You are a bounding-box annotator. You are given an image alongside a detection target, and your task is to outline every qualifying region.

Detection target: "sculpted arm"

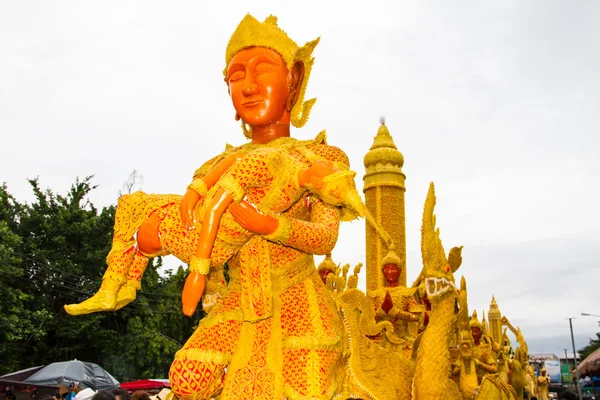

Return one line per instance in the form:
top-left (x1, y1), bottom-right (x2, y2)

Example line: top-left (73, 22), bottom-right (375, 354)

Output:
top-left (229, 145), bottom-right (348, 253)
top-left (180, 152), bottom-right (242, 229)
top-left (475, 356), bottom-right (498, 373)
top-left (263, 197), bottom-right (341, 254)
top-left (261, 145), bottom-right (349, 254)
top-left (393, 309), bottom-right (420, 322)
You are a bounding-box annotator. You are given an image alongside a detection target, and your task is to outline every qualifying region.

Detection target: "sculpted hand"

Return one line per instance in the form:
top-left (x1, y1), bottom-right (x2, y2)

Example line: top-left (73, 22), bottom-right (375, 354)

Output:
top-left (181, 271), bottom-right (206, 316)
top-left (180, 188), bottom-right (201, 230)
top-left (228, 200), bottom-right (278, 235)
top-left (298, 160), bottom-right (337, 189)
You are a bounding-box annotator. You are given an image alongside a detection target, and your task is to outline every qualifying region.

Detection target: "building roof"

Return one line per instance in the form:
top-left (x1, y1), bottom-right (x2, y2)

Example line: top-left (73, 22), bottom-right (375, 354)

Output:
top-left (530, 353), bottom-right (560, 361)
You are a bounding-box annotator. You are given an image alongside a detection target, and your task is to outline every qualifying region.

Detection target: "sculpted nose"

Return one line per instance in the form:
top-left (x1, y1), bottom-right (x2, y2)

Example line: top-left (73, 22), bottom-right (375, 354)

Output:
top-left (242, 72), bottom-right (259, 96)
top-left (242, 83), bottom-right (259, 96)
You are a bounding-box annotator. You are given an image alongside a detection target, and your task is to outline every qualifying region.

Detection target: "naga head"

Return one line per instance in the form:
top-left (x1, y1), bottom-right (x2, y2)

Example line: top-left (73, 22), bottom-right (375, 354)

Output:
top-left (301, 158), bottom-right (366, 221)
top-left (420, 182), bottom-right (463, 303)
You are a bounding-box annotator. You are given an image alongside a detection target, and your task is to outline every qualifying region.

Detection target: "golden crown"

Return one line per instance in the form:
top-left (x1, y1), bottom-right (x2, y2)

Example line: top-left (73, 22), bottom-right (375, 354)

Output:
top-left (318, 254), bottom-right (337, 272)
top-left (382, 249), bottom-right (403, 266)
top-left (469, 310), bottom-right (482, 329)
top-left (225, 14), bottom-right (320, 128)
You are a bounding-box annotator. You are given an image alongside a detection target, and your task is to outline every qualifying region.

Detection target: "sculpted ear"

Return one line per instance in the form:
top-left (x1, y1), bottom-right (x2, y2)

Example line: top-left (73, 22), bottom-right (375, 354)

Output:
top-left (286, 60), bottom-right (305, 112)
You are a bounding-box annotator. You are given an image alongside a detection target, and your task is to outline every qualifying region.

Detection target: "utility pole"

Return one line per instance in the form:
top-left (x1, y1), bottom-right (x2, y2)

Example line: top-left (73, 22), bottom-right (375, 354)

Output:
top-left (567, 317), bottom-right (583, 400)
top-left (564, 349), bottom-right (569, 385)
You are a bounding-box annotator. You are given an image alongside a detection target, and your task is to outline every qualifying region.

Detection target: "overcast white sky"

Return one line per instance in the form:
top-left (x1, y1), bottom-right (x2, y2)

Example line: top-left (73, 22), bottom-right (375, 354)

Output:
top-left (1, 1), bottom-right (599, 359)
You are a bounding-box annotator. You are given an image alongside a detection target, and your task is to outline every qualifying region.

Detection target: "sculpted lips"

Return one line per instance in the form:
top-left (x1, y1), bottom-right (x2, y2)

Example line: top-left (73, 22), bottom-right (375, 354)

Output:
top-left (242, 99), bottom-right (264, 106)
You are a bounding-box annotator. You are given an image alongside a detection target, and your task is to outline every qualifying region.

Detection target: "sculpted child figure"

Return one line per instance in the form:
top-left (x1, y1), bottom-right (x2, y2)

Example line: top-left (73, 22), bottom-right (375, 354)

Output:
top-left (64, 144), bottom-right (363, 316)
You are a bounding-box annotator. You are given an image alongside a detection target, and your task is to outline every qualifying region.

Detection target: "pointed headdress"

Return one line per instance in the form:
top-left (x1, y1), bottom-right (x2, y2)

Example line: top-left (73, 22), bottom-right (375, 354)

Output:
top-left (470, 309), bottom-right (483, 329)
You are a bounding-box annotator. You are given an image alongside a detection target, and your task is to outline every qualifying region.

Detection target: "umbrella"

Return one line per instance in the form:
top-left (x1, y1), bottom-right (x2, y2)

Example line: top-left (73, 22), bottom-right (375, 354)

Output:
top-left (578, 347), bottom-right (600, 377)
top-left (119, 380), bottom-right (170, 391)
top-left (0, 365), bottom-right (45, 382)
top-left (24, 360), bottom-right (119, 390)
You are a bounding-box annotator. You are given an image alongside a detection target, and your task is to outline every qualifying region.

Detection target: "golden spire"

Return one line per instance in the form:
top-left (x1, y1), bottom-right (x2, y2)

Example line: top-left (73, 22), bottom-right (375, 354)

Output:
top-left (363, 118), bottom-right (405, 179)
top-left (489, 295), bottom-right (500, 314)
top-left (488, 295), bottom-right (503, 344)
top-left (363, 119), bottom-right (408, 290)
top-left (482, 310), bottom-right (490, 334)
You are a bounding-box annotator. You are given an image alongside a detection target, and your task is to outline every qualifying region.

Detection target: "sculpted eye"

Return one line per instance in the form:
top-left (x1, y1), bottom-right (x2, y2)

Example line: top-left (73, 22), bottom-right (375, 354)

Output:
top-left (229, 71), bottom-right (245, 82)
top-left (255, 62), bottom-right (274, 74)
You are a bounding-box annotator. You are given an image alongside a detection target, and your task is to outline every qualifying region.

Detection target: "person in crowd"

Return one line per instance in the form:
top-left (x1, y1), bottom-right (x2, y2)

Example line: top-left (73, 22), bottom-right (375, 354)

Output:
top-left (40, 393), bottom-right (62, 400)
top-left (90, 391), bottom-right (115, 400)
top-left (110, 388), bottom-right (129, 400)
top-left (73, 389), bottom-right (95, 400)
top-left (129, 391), bottom-right (150, 400)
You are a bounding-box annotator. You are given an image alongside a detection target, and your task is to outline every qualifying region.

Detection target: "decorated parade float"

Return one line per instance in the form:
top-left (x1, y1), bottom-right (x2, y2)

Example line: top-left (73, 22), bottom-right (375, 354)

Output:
top-left (64, 14), bottom-right (540, 400)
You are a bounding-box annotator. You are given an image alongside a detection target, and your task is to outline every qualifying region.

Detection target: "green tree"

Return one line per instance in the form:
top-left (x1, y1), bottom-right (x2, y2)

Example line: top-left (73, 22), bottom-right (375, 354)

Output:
top-left (0, 220), bottom-right (51, 373)
top-left (0, 177), bottom-right (201, 379)
top-left (579, 332), bottom-right (600, 362)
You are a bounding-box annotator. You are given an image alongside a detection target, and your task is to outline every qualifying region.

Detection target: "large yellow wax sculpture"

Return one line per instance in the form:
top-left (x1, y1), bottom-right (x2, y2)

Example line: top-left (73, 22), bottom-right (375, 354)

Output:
top-left (63, 13), bottom-right (535, 400)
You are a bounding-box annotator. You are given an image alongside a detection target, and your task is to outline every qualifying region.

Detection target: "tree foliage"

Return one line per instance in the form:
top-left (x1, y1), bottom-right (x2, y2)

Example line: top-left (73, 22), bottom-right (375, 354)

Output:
top-left (579, 332), bottom-right (600, 362)
top-left (0, 178), bottom-right (202, 381)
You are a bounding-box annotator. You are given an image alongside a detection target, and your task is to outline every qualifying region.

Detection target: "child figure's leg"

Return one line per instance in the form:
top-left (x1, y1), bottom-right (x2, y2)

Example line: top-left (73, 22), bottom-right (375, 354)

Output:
top-left (65, 193), bottom-right (149, 315)
top-left (115, 205), bottom-right (173, 310)
top-left (115, 250), bottom-right (149, 310)
top-left (65, 194), bottom-right (168, 316)
top-left (64, 237), bottom-right (136, 315)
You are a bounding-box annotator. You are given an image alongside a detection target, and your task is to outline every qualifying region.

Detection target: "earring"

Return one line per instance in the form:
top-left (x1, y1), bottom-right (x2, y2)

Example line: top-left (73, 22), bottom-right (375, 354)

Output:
top-left (235, 113), bottom-right (241, 121)
top-left (241, 120), bottom-right (252, 139)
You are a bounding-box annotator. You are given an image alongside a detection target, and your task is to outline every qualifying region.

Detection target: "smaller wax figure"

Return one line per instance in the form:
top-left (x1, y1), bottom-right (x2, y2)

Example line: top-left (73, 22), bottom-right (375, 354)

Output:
top-left (375, 250), bottom-right (423, 336)
top-left (367, 249), bottom-right (423, 360)
top-left (470, 311), bottom-right (498, 384)
top-left (536, 367), bottom-right (550, 400)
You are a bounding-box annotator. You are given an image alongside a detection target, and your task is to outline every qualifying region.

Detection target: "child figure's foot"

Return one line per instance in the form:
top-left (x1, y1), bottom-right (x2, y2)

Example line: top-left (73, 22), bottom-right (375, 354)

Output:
top-left (64, 280), bottom-right (121, 315)
top-left (115, 283), bottom-right (137, 311)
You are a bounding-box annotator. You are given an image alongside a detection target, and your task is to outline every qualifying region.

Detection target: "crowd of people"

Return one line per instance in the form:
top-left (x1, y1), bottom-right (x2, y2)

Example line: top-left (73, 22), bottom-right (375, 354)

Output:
top-left (36, 386), bottom-right (169, 400)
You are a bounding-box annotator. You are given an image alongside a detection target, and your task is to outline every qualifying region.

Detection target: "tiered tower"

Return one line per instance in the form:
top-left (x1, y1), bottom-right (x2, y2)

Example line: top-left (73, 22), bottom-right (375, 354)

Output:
top-left (363, 121), bottom-right (407, 291)
top-left (488, 296), bottom-right (503, 344)
top-left (482, 311), bottom-right (490, 335)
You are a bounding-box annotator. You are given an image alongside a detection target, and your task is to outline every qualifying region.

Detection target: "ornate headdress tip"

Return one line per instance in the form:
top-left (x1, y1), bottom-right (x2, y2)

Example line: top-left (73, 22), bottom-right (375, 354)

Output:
top-left (264, 15), bottom-right (278, 25)
top-left (379, 116), bottom-right (386, 125)
top-left (469, 318), bottom-right (482, 329)
top-left (317, 254), bottom-right (337, 272)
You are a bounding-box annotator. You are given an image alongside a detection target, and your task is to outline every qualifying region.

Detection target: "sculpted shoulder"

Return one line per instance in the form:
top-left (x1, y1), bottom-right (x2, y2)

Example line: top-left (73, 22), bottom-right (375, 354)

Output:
top-left (308, 143), bottom-right (350, 167)
top-left (192, 145), bottom-right (243, 179)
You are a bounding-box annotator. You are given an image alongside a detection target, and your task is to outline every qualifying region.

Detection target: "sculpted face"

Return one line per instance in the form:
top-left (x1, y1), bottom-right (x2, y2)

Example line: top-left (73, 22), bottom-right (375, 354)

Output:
top-left (471, 327), bottom-right (482, 343)
top-left (226, 47), bottom-right (290, 127)
top-left (383, 263), bottom-right (401, 284)
top-left (319, 268), bottom-right (333, 285)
